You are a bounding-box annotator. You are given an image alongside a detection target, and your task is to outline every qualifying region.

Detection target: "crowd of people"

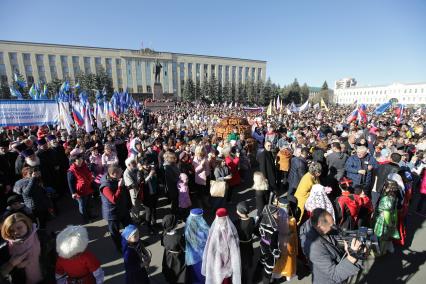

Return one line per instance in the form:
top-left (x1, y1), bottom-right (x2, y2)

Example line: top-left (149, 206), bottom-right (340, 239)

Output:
top-left (0, 101), bottom-right (425, 284)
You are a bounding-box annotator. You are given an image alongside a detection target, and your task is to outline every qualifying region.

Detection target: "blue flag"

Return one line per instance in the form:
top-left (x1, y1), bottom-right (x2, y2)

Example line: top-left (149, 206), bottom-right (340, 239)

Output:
top-left (14, 72), bottom-right (26, 88)
top-left (374, 101), bottom-right (392, 115)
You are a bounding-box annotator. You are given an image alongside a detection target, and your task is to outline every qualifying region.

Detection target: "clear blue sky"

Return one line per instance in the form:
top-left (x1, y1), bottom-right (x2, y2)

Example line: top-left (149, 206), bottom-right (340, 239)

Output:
top-left (1, 0), bottom-right (425, 87)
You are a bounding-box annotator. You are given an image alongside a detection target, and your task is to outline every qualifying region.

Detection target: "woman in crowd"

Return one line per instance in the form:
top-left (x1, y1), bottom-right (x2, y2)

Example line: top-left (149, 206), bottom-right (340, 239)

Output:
top-left (139, 160), bottom-right (158, 230)
top-left (192, 146), bottom-right (210, 208)
top-left (163, 151), bottom-right (181, 215)
top-left (13, 166), bottom-right (52, 229)
top-left (123, 157), bottom-right (143, 224)
top-left (161, 214), bottom-right (186, 284)
top-left (101, 144), bottom-right (118, 173)
top-left (0, 213), bottom-right (55, 283)
top-left (212, 157), bottom-right (232, 211)
top-left (251, 171), bottom-right (270, 222)
top-left (223, 147), bottom-right (241, 203)
top-left (374, 180), bottom-right (401, 255)
top-left (185, 208), bottom-right (209, 284)
top-left (294, 162), bottom-right (322, 224)
top-left (202, 208), bottom-right (241, 284)
top-left (304, 184), bottom-right (335, 221)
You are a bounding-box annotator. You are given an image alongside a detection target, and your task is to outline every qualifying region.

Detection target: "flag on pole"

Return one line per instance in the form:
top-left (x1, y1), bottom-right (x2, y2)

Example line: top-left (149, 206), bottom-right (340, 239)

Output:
top-left (59, 102), bottom-right (74, 134)
top-left (320, 98), bottom-right (329, 112)
top-left (266, 100), bottom-right (272, 116)
top-left (374, 101), bottom-right (392, 115)
top-left (346, 107), bottom-right (359, 124)
top-left (394, 104), bottom-right (405, 125)
top-left (9, 86), bottom-right (23, 99)
top-left (84, 106), bottom-right (94, 133)
top-left (357, 104), bottom-right (368, 124)
top-left (14, 73), bottom-right (26, 88)
top-left (96, 104), bottom-right (103, 129)
top-left (72, 103), bottom-right (85, 127)
top-left (276, 96), bottom-right (280, 111)
top-left (29, 84), bottom-right (38, 100)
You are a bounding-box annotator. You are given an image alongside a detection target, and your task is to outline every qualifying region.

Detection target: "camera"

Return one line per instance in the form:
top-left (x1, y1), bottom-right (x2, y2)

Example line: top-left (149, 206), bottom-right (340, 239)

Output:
top-left (333, 226), bottom-right (380, 260)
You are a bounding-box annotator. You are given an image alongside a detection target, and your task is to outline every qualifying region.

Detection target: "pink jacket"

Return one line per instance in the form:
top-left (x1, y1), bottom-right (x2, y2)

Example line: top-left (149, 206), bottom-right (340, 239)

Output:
top-left (192, 157), bottom-right (210, 186)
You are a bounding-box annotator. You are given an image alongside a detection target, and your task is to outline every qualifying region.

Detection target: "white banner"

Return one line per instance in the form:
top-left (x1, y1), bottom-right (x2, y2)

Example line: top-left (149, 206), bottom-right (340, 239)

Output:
top-left (0, 100), bottom-right (59, 127)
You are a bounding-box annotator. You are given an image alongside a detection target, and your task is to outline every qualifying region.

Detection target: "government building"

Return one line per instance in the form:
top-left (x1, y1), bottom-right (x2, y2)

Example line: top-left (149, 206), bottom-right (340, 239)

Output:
top-left (0, 40), bottom-right (267, 98)
top-left (333, 78), bottom-right (426, 105)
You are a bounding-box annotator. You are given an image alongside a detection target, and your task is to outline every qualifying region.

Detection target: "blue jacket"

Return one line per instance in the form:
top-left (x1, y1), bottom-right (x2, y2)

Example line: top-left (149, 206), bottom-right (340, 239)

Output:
top-left (122, 238), bottom-right (150, 284)
top-left (99, 175), bottom-right (130, 221)
top-left (344, 154), bottom-right (377, 187)
top-left (288, 156), bottom-right (308, 190)
top-left (13, 177), bottom-right (51, 211)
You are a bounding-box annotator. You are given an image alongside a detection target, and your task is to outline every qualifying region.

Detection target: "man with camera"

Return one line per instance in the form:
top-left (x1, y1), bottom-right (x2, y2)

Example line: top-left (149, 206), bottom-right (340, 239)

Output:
top-left (300, 208), bottom-right (363, 284)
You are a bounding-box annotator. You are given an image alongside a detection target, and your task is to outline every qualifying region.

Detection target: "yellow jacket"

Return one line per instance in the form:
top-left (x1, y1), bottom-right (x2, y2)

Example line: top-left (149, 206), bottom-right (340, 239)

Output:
top-left (294, 172), bottom-right (318, 224)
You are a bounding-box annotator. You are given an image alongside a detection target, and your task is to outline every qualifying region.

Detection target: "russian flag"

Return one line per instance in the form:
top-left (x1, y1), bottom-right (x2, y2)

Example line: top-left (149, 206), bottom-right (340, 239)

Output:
top-left (357, 104), bottom-right (368, 124)
top-left (346, 108), bottom-right (358, 124)
top-left (108, 102), bottom-right (119, 121)
top-left (395, 104), bottom-right (404, 125)
top-left (72, 104), bottom-right (85, 127)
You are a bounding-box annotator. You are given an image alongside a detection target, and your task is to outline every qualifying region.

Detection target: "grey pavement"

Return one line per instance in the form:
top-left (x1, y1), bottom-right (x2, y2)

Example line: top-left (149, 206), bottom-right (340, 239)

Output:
top-left (47, 185), bottom-right (426, 284)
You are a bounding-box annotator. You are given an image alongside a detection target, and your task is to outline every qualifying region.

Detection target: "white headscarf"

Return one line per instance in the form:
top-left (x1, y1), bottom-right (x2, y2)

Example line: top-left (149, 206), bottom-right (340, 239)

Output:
top-left (305, 184), bottom-right (336, 221)
top-left (201, 215), bottom-right (241, 284)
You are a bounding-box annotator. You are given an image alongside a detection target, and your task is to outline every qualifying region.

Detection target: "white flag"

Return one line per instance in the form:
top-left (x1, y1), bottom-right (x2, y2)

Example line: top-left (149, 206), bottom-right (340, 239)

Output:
top-left (59, 102), bottom-right (74, 134)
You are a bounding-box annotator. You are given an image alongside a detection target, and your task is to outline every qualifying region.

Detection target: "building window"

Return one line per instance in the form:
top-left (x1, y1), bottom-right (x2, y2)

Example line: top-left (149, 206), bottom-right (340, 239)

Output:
top-left (136, 60), bottom-right (143, 88)
top-left (238, 67), bottom-right (243, 83)
top-left (145, 61), bottom-right (151, 87)
top-left (163, 62), bottom-right (169, 93)
top-left (245, 67), bottom-right (249, 82)
top-left (409, 89), bottom-right (412, 93)
top-left (95, 57), bottom-right (102, 73)
top-left (23, 53), bottom-right (31, 62)
top-left (126, 60), bottom-right (133, 87)
top-left (172, 62), bottom-right (177, 93)
top-left (257, 68), bottom-right (262, 81)
top-left (251, 67), bottom-right (255, 80)
top-left (188, 63), bottom-right (193, 80)
top-left (225, 66), bottom-right (230, 82)
top-left (25, 65), bottom-right (33, 73)
top-left (218, 65), bottom-right (222, 82)
top-left (203, 64), bottom-right (208, 79)
top-left (137, 86), bottom-right (143, 93)
top-left (211, 64), bottom-right (215, 78)
top-left (196, 64), bottom-right (200, 82)
top-left (180, 62), bottom-right (185, 93)
top-left (84, 57), bottom-right (91, 74)
top-left (232, 66), bottom-right (236, 83)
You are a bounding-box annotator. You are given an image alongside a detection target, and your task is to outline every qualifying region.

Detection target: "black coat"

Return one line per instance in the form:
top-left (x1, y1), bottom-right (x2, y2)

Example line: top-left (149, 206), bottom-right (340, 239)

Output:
top-left (257, 150), bottom-right (277, 191)
top-left (288, 156), bottom-right (308, 191)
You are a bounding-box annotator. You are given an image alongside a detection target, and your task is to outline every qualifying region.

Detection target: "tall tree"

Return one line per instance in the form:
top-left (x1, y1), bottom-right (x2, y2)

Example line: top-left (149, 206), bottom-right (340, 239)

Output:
top-left (182, 78), bottom-right (195, 101)
top-left (319, 80), bottom-right (330, 104)
top-left (321, 81), bottom-right (328, 90)
top-left (201, 79), bottom-right (210, 102)
top-left (222, 80), bottom-right (232, 102)
top-left (256, 80), bottom-right (265, 105)
top-left (46, 78), bottom-right (63, 99)
top-left (209, 74), bottom-right (220, 103)
top-left (287, 78), bottom-right (301, 104)
top-left (246, 79), bottom-right (256, 105)
top-left (263, 78), bottom-right (272, 105)
top-left (195, 80), bottom-right (201, 101)
top-left (300, 83), bottom-right (310, 102)
top-left (0, 82), bottom-right (10, 99)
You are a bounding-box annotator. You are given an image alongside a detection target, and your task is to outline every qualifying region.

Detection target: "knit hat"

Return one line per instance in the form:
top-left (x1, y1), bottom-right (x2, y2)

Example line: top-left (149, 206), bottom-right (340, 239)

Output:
top-left (190, 208), bottom-right (203, 216)
top-left (7, 194), bottom-right (23, 206)
top-left (121, 224), bottom-right (138, 241)
top-left (216, 207), bottom-right (228, 217)
top-left (22, 149), bottom-right (35, 158)
top-left (236, 201), bottom-right (249, 215)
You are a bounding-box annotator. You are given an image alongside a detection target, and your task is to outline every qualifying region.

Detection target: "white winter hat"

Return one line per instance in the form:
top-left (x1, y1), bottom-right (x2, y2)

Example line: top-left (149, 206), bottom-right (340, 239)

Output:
top-left (56, 225), bottom-right (89, 259)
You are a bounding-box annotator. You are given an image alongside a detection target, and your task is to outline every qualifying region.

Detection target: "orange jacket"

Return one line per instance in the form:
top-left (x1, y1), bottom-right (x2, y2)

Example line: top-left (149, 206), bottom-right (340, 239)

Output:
top-left (277, 149), bottom-right (292, 172)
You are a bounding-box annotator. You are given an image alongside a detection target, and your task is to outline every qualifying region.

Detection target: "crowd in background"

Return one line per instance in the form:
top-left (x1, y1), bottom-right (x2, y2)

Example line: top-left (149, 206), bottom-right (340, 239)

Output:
top-left (0, 101), bottom-right (425, 284)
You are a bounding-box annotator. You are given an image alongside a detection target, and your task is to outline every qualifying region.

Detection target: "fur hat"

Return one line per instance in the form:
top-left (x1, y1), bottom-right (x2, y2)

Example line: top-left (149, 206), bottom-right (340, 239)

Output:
top-left (56, 226), bottom-right (89, 259)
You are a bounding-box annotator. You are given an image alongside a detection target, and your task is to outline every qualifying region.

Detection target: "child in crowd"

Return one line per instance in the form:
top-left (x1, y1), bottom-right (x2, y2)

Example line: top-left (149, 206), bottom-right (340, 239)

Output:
top-left (177, 173), bottom-right (192, 221)
top-left (121, 224), bottom-right (151, 284)
top-left (1, 194), bottom-right (34, 221)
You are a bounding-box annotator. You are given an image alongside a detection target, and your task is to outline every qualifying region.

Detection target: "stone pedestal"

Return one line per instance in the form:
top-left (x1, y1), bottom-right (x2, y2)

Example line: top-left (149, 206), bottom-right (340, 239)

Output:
top-left (153, 83), bottom-right (163, 100)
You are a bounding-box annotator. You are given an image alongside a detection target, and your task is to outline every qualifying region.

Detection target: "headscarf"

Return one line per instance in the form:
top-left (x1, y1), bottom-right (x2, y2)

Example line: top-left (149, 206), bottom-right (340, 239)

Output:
top-left (260, 205), bottom-right (280, 229)
top-left (162, 214), bottom-right (177, 235)
top-left (202, 208), bottom-right (241, 284)
top-left (185, 208), bottom-right (210, 266)
top-left (305, 184), bottom-right (336, 221)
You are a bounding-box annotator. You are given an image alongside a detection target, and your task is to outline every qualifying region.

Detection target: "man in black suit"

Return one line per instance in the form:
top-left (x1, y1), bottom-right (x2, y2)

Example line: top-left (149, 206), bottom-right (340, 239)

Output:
top-left (257, 141), bottom-right (277, 198)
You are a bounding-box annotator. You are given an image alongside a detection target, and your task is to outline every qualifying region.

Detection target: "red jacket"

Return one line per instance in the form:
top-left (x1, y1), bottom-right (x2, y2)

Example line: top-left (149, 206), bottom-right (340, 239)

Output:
top-left (225, 156), bottom-right (240, 187)
top-left (68, 162), bottom-right (94, 196)
top-left (337, 191), bottom-right (360, 222)
top-left (56, 250), bottom-right (101, 284)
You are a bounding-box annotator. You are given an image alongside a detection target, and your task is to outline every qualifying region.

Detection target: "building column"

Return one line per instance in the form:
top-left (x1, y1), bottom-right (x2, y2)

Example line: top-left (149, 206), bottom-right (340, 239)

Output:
top-left (90, 57), bottom-right (96, 74)
top-left (207, 64), bottom-right (212, 81)
top-left (79, 57), bottom-right (85, 75)
top-left (183, 61), bottom-right (188, 84)
top-left (17, 53), bottom-right (26, 78)
top-left (168, 62), bottom-right (173, 94)
top-left (55, 55), bottom-right (64, 80)
top-left (242, 66), bottom-right (246, 84)
top-left (131, 59), bottom-right (137, 93)
top-left (43, 55), bottom-right (52, 82)
top-left (4, 55), bottom-right (13, 84)
top-left (191, 63), bottom-right (196, 82)
top-left (30, 53), bottom-right (39, 83)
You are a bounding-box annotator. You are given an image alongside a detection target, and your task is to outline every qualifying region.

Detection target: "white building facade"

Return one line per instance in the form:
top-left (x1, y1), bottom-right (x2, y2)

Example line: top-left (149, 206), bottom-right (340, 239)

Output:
top-left (0, 40), bottom-right (266, 98)
top-left (334, 82), bottom-right (426, 105)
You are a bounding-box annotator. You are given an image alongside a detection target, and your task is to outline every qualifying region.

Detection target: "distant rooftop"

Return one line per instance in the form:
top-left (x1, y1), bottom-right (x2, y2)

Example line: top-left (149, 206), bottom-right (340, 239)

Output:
top-left (0, 40), bottom-right (267, 63)
top-left (336, 81), bottom-right (426, 89)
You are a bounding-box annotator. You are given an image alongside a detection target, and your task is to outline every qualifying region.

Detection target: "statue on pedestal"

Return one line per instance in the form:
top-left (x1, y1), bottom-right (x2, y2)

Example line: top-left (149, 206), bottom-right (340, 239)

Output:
top-left (154, 59), bottom-right (162, 83)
